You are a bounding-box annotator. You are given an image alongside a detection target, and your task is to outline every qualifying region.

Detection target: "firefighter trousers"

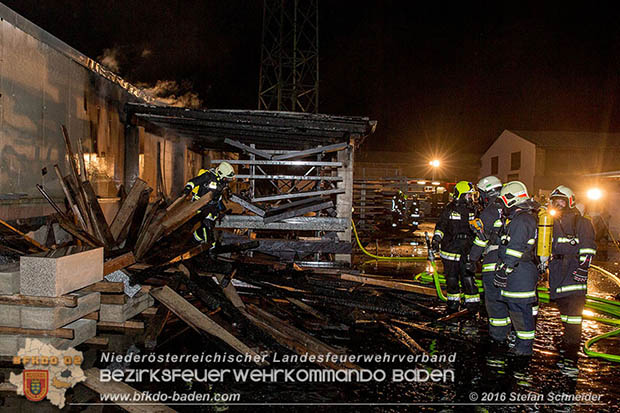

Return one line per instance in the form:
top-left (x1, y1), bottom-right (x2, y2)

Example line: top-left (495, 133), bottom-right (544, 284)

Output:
top-left (507, 301), bottom-right (535, 355)
top-left (482, 273), bottom-right (511, 342)
top-left (556, 295), bottom-right (586, 346)
top-left (442, 259), bottom-right (480, 312)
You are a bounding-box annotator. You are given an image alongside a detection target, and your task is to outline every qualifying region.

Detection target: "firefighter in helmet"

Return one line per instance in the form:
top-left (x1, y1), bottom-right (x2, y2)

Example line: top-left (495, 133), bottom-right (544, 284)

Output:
top-left (183, 161), bottom-right (235, 248)
top-left (494, 181), bottom-right (539, 356)
top-left (467, 176), bottom-right (510, 343)
top-left (548, 185), bottom-right (596, 351)
top-left (432, 181), bottom-right (480, 314)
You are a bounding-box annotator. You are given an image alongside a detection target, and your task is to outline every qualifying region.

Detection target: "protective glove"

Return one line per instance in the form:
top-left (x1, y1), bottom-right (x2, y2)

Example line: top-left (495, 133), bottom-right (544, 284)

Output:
top-left (493, 264), bottom-right (508, 289)
top-left (431, 236), bottom-right (441, 253)
top-left (573, 255), bottom-right (592, 283)
top-left (464, 259), bottom-right (477, 273)
top-left (183, 186), bottom-right (191, 196)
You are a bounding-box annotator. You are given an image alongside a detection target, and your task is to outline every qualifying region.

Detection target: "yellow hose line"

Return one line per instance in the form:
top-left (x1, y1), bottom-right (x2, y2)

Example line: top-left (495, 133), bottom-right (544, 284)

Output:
top-left (351, 219), bottom-right (426, 261)
top-left (590, 264), bottom-right (620, 289)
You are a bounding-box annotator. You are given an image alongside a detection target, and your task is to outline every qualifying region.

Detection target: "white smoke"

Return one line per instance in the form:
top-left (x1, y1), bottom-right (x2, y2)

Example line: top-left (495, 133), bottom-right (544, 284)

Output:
top-left (98, 47), bottom-right (121, 73)
top-left (137, 80), bottom-right (203, 109)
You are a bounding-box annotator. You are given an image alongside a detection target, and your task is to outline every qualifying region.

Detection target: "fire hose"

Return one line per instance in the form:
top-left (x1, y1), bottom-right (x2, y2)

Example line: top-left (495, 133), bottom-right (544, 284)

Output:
top-left (351, 219), bottom-right (426, 261)
top-left (414, 266), bottom-right (620, 362)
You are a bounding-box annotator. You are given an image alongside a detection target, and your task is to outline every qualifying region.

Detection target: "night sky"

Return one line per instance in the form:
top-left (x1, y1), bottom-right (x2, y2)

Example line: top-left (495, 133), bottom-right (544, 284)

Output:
top-left (4, 1), bottom-right (620, 166)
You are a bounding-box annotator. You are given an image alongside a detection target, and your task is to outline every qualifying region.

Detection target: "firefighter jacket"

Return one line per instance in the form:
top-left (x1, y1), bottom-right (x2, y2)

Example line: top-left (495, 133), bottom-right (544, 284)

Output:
top-left (549, 209), bottom-right (596, 299)
top-left (497, 207), bottom-right (538, 303)
top-left (184, 169), bottom-right (226, 219)
top-left (469, 198), bottom-right (503, 277)
top-left (433, 200), bottom-right (476, 262)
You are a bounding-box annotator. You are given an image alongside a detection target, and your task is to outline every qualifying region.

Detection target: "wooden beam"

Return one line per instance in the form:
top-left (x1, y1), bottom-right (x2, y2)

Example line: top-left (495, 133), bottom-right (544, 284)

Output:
top-left (0, 326), bottom-right (73, 339)
top-left (81, 181), bottom-right (116, 247)
top-left (82, 368), bottom-right (177, 413)
top-left (150, 286), bottom-right (267, 365)
top-left (229, 194), bottom-right (265, 217)
top-left (340, 273), bottom-right (437, 297)
top-left (0, 218), bottom-right (47, 251)
top-left (0, 294), bottom-right (77, 307)
top-left (100, 294), bottom-right (127, 305)
top-left (57, 215), bottom-right (103, 248)
top-left (80, 281), bottom-right (124, 293)
top-left (263, 201), bottom-right (333, 224)
top-left (104, 252), bottom-right (136, 276)
top-left (54, 164), bottom-right (88, 231)
top-left (110, 179), bottom-right (149, 241)
top-left (97, 320), bottom-right (145, 331)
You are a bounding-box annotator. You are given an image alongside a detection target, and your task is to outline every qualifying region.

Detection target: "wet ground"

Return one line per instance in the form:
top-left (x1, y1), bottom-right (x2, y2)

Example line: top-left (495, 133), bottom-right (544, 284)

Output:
top-left (3, 223), bottom-right (620, 412)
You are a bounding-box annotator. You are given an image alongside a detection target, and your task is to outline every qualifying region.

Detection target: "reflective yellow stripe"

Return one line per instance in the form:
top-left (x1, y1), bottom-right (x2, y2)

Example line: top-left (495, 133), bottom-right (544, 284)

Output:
top-left (464, 294), bottom-right (480, 303)
top-left (557, 237), bottom-right (579, 243)
top-left (489, 317), bottom-right (511, 326)
top-left (493, 219), bottom-right (502, 228)
top-left (434, 230), bottom-right (444, 239)
top-left (579, 248), bottom-right (596, 255)
top-left (447, 293), bottom-right (461, 301)
top-left (516, 330), bottom-right (535, 340)
top-left (208, 182), bottom-right (218, 189)
top-left (561, 315), bottom-right (582, 324)
top-left (440, 251), bottom-right (461, 261)
top-left (527, 238), bottom-right (535, 245)
top-left (186, 182), bottom-right (195, 189)
top-left (501, 290), bottom-right (536, 298)
top-left (449, 212), bottom-right (461, 220)
top-left (532, 305), bottom-right (539, 316)
top-left (556, 284), bottom-right (587, 293)
top-left (482, 263), bottom-right (496, 272)
top-left (505, 248), bottom-right (523, 258)
top-left (473, 237), bottom-right (488, 247)
top-left (193, 230), bottom-right (203, 242)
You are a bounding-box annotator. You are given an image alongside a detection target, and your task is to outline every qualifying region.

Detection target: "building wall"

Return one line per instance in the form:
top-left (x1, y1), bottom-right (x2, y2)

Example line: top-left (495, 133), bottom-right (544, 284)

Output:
top-left (479, 130), bottom-right (537, 191)
top-left (0, 5), bottom-right (160, 220)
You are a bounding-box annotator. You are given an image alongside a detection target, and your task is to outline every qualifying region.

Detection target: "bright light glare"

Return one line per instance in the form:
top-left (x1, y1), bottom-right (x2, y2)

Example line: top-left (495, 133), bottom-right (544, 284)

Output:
top-left (582, 309), bottom-right (595, 317)
top-left (587, 188), bottom-right (602, 200)
top-left (549, 208), bottom-right (557, 216)
top-left (417, 180), bottom-right (426, 185)
top-left (429, 159), bottom-right (441, 168)
top-left (431, 181), bottom-right (440, 185)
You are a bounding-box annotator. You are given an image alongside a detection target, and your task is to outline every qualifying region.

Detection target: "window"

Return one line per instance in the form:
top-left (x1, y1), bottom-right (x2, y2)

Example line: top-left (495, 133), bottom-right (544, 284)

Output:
top-left (491, 156), bottom-right (498, 174)
top-left (507, 173), bottom-right (519, 181)
top-left (511, 151), bottom-right (521, 170)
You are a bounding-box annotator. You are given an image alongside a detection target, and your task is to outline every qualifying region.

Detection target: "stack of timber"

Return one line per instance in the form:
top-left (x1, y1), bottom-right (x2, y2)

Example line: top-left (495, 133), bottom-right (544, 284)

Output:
top-left (0, 247), bottom-right (103, 355)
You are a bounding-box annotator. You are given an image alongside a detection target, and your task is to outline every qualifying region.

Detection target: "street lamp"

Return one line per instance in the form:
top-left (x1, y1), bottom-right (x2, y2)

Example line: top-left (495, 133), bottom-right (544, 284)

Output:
top-left (429, 159), bottom-right (440, 180)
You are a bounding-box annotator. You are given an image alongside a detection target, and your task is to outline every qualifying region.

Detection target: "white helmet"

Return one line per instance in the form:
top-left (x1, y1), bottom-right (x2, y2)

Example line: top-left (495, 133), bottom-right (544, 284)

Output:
top-left (550, 185), bottom-right (575, 208)
top-left (215, 161), bottom-right (235, 179)
top-left (477, 176), bottom-right (502, 193)
top-left (499, 181), bottom-right (530, 208)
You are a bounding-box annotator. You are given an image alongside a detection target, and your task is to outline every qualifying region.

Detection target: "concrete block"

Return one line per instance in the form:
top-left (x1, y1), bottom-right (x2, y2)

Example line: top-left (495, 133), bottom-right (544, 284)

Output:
top-left (99, 291), bottom-right (154, 322)
top-left (0, 263), bottom-right (20, 294)
top-left (20, 247), bottom-right (103, 297)
top-left (0, 304), bottom-right (21, 327)
top-left (0, 319), bottom-right (96, 356)
top-left (25, 225), bottom-right (49, 246)
top-left (20, 291), bottom-right (100, 330)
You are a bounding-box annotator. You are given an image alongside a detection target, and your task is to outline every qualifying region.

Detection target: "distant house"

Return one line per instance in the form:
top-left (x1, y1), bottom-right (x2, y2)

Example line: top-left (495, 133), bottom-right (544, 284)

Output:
top-left (480, 130), bottom-right (620, 239)
top-left (480, 130), bottom-right (620, 195)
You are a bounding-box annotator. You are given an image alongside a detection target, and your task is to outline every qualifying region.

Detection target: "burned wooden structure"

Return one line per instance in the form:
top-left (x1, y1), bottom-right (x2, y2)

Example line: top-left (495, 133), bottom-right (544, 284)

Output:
top-left (125, 103), bottom-right (377, 265)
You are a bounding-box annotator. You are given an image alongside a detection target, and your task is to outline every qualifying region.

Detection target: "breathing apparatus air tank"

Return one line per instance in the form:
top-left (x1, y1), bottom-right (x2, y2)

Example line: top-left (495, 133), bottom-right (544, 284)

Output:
top-left (537, 206), bottom-right (553, 258)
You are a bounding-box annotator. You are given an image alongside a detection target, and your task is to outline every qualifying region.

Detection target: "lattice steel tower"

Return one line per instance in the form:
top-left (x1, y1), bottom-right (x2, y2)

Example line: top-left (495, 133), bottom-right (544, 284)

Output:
top-left (258, 0), bottom-right (319, 113)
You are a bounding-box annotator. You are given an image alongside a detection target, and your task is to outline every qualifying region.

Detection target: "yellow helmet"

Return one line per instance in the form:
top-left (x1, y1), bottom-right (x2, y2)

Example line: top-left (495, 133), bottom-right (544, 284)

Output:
top-left (454, 181), bottom-right (476, 201)
top-left (215, 161), bottom-right (235, 179)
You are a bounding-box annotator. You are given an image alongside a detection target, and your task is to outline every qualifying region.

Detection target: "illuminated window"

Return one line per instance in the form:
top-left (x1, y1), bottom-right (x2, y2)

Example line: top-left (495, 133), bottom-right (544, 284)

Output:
top-left (511, 151), bottom-right (521, 170)
top-left (491, 156), bottom-right (498, 174)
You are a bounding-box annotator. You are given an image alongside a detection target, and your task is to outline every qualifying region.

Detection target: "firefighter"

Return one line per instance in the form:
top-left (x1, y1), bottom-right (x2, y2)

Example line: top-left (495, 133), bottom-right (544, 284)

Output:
top-left (548, 185), bottom-right (596, 348)
top-left (494, 181), bottom-right (539, 356)
top-left (466, 176), bottom-right (509, 343)
top-left (183, 162), bottom-right (235, 248)
top-left (432, 181), bottom-right (480, 314)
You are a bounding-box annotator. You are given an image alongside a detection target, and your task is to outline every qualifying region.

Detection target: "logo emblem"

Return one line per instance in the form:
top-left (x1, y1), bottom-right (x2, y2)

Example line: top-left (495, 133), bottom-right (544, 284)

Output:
top-left (23, 370), bottom-right (48, 402)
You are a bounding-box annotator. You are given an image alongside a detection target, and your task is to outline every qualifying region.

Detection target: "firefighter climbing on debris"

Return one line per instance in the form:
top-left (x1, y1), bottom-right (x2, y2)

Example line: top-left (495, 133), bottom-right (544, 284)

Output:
top-left (183, 161), bottom-right (235, 248)
top-left (548, 185), bottom-right (596, 356)
top-left (432, 181), bottom-right (481, 314)
top-left (466, 176), bottom-right (509, 344)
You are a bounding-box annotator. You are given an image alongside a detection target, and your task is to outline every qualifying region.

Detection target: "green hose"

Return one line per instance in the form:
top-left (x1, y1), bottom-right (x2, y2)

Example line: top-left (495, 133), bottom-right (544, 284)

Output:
top-left (415, 268), bottom-right (620, 362)
top-left (351, 219), bottom-right (426, 261)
